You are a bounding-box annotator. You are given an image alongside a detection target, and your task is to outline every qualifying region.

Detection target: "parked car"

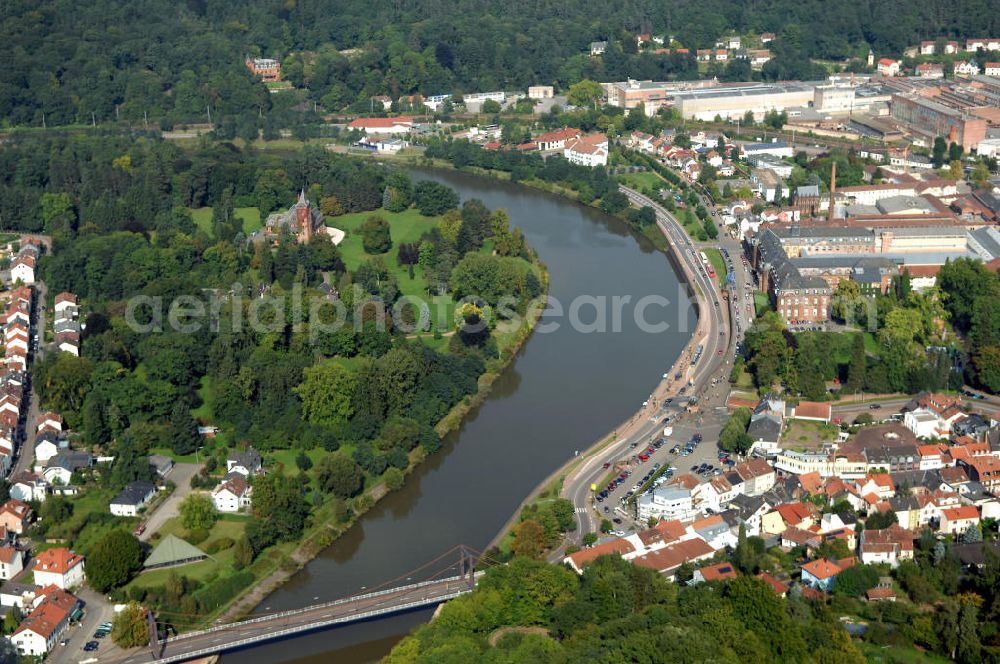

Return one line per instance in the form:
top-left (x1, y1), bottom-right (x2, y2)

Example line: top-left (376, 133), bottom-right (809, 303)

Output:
top-left (84, 642), bottom-right (99, 652)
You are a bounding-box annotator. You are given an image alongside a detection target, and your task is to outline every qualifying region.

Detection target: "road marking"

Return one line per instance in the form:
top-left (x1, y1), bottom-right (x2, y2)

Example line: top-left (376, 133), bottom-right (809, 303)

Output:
top-left (575, 507), bottom-right (587, 514)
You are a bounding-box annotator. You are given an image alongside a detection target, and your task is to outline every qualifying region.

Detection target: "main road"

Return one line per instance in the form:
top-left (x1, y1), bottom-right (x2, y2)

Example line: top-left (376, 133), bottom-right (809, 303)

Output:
top-left (561, 185), bottom-right (751, 540)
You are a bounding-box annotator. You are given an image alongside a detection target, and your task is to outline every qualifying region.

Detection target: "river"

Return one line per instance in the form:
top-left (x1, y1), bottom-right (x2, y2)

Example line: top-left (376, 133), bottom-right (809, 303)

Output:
top-left (232, 167), bottom-right (694, 663)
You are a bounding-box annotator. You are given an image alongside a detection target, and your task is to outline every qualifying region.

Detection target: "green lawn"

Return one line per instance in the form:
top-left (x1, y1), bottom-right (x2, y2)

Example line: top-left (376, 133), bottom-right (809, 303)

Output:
top-left (617, 171), bottom-right (664, 191)
top-left (130, 517), bottom-right (249, 588)
top-left (327, 207), bottom-right (524, 334)
top-left (857, 642), bottom-right (951, 664)
top-left (703, 247), bottom-right (727, 286)
top-left (754, 292), bottom-right (771, 315)
top-left (190, 207), bottom-right (262, 236)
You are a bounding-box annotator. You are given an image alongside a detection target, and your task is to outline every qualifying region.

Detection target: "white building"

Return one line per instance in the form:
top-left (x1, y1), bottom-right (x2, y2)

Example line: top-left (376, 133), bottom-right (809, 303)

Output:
top-left (109, 481), bottom-right (156, 517)
top-left (212, 477), bottom-right (252, 513)
top-left (32, 548), bottom-right (85, 590)
top-left (10, 257), bottom-right (35, 284)
top-left (0, 546), bottom-right (24, 580)
top-left (636, 484), bottom-right (696, 522)
top-left (528, 86), bottom-right (554, 99)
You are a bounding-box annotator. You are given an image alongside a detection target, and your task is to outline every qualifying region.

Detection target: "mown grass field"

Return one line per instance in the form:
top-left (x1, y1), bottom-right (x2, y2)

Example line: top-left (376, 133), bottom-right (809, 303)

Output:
top-left (189, 207), bottom-right (262, 236)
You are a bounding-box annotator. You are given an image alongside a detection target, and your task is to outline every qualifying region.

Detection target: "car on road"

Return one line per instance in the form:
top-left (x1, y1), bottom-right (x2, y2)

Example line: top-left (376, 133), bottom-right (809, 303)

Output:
top-left (869, 404), bottom-right (882, 410)
top-left (84, 642), bottom-right (99, 652)
top-left (602, 462), bottom-right (611, 469)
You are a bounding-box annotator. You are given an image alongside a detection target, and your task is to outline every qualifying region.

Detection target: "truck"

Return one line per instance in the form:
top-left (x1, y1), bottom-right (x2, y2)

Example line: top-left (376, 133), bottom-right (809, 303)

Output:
top-left (663, 426), bottom-right (673, 437)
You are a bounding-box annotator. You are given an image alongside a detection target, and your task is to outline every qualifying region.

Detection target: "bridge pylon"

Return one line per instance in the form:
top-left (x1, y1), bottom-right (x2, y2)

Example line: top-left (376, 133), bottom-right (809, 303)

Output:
top-left (457, 544), bottom-right (478, 589)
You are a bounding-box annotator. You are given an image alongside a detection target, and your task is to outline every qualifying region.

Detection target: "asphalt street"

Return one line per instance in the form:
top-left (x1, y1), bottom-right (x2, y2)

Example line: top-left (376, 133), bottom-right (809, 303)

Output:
top-left (562, 185), bottom-right (753, 542)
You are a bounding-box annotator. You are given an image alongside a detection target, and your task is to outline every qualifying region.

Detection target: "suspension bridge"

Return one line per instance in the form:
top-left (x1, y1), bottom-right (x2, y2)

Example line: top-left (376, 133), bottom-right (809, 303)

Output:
top-left (111, 544), bottom-right (488, 664)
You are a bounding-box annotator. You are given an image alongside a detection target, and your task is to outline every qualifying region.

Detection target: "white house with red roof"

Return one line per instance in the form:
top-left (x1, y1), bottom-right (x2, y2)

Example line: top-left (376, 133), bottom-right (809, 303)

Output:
top-left (985, 62), bottom-right (1000, 77)
top-left (877, 58), bottom-right (900, 76)
top-left (32, 548), bottom-right (85, 590)
top-left (10, 255), bottom-right (35, 284)
top-left (939, 505), bottom-right (980, 535)
top-left (9, 586), bottom-right (79, 657)
top-left (53, 292), bottom-right (78, 318)
top-left (347, 117), bottom-right (414, 135)
top-left (564, 133), bottom-right (609, 167)
top-left (859, 524), bottom-right (914, 567)
top-left (212, 476), bottom-right (252, 512)
top-left (0, 545), bottom-right (24, 580)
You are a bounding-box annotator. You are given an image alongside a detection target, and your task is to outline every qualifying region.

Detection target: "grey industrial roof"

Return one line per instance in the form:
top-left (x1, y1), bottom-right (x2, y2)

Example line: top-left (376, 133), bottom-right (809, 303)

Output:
top-left (876, 195), bottom-right (938, 215)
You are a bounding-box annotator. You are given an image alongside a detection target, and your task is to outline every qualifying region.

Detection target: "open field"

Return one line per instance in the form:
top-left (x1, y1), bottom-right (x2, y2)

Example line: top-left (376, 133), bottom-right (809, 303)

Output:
top-left (189, 207), bottom-right (262, 236)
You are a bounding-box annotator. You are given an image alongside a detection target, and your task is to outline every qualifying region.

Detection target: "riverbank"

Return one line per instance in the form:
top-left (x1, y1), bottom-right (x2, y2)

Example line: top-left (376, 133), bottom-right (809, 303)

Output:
top-left (215, 269), bottom-right (550, 625)
top-left (481, 182), bottom-right (713, 553)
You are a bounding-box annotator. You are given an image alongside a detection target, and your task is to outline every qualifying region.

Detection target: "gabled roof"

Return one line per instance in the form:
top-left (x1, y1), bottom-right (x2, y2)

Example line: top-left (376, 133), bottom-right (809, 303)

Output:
top-left (566, 537), bottom-right (635, 570)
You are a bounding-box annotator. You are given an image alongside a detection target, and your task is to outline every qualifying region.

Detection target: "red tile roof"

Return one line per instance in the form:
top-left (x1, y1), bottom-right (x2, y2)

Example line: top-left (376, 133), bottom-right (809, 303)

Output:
top-left (942, 505), bottom-right (979, 522)
top-left (698, 562), bottom-right (737, 582)
top-left (794, 401), bottom-right (831, 420)
top-left (801, 558), bottom-right (841, 580)
top-left (566, 538), bottom-right (635, 569)
top-left (757, 572), bottom-right (788, 595)
top-left (33, 547), bottom-right (84, 575)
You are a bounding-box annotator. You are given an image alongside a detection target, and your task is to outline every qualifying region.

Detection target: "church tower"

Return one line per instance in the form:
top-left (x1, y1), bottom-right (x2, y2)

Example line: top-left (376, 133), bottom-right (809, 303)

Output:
top-left (295, 188), bottom-right (312, 243)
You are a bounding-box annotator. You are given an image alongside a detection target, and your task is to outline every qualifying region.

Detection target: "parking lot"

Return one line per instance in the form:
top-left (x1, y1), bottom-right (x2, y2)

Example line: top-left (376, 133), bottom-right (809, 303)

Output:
top-left (592, 401), bottom-right (730, 532)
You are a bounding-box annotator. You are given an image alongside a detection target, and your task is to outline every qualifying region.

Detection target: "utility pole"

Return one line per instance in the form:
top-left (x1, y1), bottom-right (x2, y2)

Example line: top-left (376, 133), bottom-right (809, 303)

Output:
top-left (115, 104), bottom-right (120, 120)
top-left (42, 113), bottom-right (46, 129)
top-left (207, 104), bottom-right (212, 124)
top-left (92, 112), bottom-right (96, 127)
top-left (143, 109), bottom-right (148, 128)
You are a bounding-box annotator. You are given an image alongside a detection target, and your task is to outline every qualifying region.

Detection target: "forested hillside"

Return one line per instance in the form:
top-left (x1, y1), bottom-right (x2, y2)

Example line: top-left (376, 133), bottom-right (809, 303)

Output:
top-left (3, 0), bottom-right (998, 126)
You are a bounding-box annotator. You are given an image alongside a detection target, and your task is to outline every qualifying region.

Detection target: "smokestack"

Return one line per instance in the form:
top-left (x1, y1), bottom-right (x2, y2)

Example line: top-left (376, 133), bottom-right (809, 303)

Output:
top-left (828, 161), bottom-right (837, 221)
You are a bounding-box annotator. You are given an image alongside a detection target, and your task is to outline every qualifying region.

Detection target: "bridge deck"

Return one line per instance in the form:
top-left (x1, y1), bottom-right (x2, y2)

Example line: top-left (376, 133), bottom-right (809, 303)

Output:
top-left (113, 573), bottom-right (481, 664)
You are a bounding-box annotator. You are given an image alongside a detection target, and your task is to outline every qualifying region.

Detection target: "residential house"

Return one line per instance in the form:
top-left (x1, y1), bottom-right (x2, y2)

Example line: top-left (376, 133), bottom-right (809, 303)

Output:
top-left (955, 60), bottom-right (981, 76)
top-left (792, 401), bottom-right (832, 423)
top-left (877, 59), bottom-right (901, 76)
top-left (55, 331), bottom-right (79, 356)
top-left (762, 502), bottom-right (815, 535)
top-left (939, 505), bottom-right (980, 536)
top-left (0, 582), bottom-right (38, 610)
top-left (212, 476), bottom-right (252, 513)
top-left (42, 451), bottom-right (91, 484)
top-left (564, 538), bottom-right (636, 573)
top-left (0, 499), bottom-right (32, 534)
top-left (800, 558), bottom-right (842, 591)
top-left (952, 414), bottom-right (991, 441)
top-left (9, 586), bottom-right (79, 658)
top-left (747, 413), bottom-right (782, 454)
top-left (691, 514), bottom-right (737, 550)
top-left (10, 255), bottom-right (35, 284)
top-left (757, 572), bottom-right (787, 596)
top-left (986, 63), bottom-right (1000, 77)
top-left (734, 458), bottom-right (776, 496)
top-left (692, 562), bottom-right (738, 584)
top-left (962, 456), bottom-right (1000, 492)
top-left (0, 546), bottom-right (24, 580)
top-left (917, 444), bottom-right (945, 470)
top-left (110, 481), bottom-right (156, 517)
top-left (53, 292), bottom-right (78, 318)
top-left (629, 538), bottom-right (715, 580)
top-left (693, 476), bottom-right (736, 513)
top-left (149, 454), bottom-right (174, 478)
top-left (728, 494), bottom-right (771, 536)
top-left (859, 525), bottom-right (914, 567)
top-left (9, 472), bottom-right (47, 503)
top-left (226, 448), bottom-right (263, 477)
top-left (781, 526), bottom-right (822, 551)
top-left (33, 432), bottom-right (68, 467)
top-left (32, 548), bottom-right (85, 590)
top-left (589, 41), bottom-right (607, 56)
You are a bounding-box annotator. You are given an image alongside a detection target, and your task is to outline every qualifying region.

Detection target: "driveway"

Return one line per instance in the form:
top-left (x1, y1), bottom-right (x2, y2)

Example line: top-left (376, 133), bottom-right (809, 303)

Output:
top-left (139, 463), bottom-right (203, 542)
top-left (47, 587), bottom-right (114, 664)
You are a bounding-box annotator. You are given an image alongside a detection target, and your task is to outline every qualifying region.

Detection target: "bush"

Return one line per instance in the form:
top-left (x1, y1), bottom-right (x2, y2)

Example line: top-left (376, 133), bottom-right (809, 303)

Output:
top-left (187, 528), bottom-right (210, 545)
top-left (204, 537), bottom-right (235, 554)
top-left (195, 571), bottom-right (254, 613)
